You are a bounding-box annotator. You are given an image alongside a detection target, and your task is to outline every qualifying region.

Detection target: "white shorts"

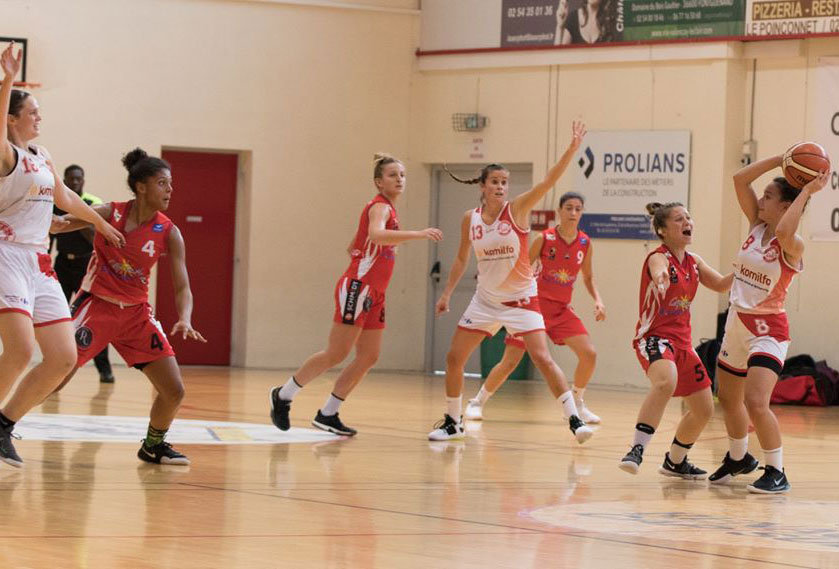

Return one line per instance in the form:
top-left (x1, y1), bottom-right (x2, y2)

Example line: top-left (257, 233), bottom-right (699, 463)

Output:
top-left (457, 292), bottom-right (545, 338)
top-left (718, 309), bottom-right (790, 376)
top-left (0, 243), bottom-right (71, 326)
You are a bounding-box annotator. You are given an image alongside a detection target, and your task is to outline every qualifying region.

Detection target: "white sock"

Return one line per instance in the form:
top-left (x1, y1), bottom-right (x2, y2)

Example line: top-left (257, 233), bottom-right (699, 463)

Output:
top-left (278, 377), bottom-right (302, 401)
top-left (728, 435), bottom-right (749, 461)
top-left (446, 396), bottom-right (462, 420)
top-left (558, 390), bottom-right (579, 419)
top-left (763, 447), bottom-right (783, 470)
top-left (572, 386), bottom-right (585, 401)
top-left (633, 423), bottom-right (655, 450)
top-left (669, 438), bottom-right (692, 464)
top-left (320, 393), bottom-right (343, 416)
top-left (475, 386), bottom-right (492, 405)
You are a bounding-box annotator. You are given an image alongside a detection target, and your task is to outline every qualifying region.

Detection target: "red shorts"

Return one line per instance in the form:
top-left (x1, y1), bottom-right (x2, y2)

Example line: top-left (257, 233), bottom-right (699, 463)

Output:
top-left (504, 299), bottom-right (588, 349)
top-left (71, 292), bottom-right (175, 368)
top-left (332, 276), bottom-right (386, 330)
top-left (634, 336), bottom-right (711, 397)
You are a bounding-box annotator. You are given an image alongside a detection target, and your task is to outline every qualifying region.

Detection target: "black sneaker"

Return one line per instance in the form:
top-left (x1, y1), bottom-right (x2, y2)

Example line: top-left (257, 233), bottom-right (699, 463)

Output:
top-left (619, 444), bottom-right (644, 474)
top-left (137, 440), bottom-right (190, 465)
top-left (747, 465), bottom-right (790, 494)
top-left (0, 425), bottom-right (23, 468)
top-left (270, 387), bottom-right (291, 431)
top-left (312, 411), bottom-right (357, 436)
top-left (659, 452), bottom-right (708, 480)
top-left (708, 452), bottom-right (759, 485)
top-left (428, 414), bottom-right (464, 441)
top-left (569, 415), bottom-right (593, 444)
top-left (99, 372), bottom-right (115, 384)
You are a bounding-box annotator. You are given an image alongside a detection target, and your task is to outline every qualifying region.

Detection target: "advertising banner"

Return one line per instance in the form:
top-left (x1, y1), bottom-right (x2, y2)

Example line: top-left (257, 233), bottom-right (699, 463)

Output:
top-left (808, 57), bottom-right (839, 241)
top-left (745, 0), bottom-right (839, 36)
top-left (572, 130), bottom-right (691, 239)
top-left (500, 0), bottom-right (745, 46)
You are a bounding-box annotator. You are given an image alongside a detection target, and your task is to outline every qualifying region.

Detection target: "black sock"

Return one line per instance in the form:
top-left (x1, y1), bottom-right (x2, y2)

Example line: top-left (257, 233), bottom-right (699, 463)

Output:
top-left (0, 411), bottom-right (15, 430)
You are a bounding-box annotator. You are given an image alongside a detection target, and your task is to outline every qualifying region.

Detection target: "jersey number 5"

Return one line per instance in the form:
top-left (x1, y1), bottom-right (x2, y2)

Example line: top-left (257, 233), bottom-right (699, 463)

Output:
top-left (141, 240), bottom-right (156, 257)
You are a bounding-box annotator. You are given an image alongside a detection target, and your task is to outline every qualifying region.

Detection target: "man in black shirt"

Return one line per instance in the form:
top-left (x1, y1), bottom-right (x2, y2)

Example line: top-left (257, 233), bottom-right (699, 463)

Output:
top-left (51, 164), bottom-right (115, 383)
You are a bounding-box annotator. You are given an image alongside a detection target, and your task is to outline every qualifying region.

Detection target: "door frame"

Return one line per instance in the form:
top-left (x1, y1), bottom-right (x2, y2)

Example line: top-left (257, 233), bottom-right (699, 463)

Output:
top-left (159, 145), bottom-right (253, 367)
top-left (423, 162), bottom-right (533, 374)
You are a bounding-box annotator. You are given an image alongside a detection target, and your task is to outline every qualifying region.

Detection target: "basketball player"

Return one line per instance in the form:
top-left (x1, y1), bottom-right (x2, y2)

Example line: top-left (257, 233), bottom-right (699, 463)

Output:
top-left (709, 155), bottom-right (828, 493)
top-left (270, 154), bottom-right (442, 436)
top-left (0, 42), bottom-right (124, 467)
top-left (52, 164), bottom-right (115, 383)
top-left (428, 121), bottom-right (594, 443)
top-left (54, 148), bottom-right (206, 466)
top-left (464, 192), bottom-right (605, 423)
top-left (619, 202), bottom-right (732, 479)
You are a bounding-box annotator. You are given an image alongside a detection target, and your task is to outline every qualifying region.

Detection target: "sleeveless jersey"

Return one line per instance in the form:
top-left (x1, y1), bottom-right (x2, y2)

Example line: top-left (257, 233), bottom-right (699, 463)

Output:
top-left (0, 144), bottom-right (55, 251)
top-left (471, 202), bottom-right (536, 303)
top-left (729, 223), bottom-right (801, 314)
top-left (634, 245), bottom-right (699, 349)
top-left (537, 228), bottom-right (590, 304)
top-left (344, 194), bottom-right (399, 292)
top-left (81, 201), bottom-right (174, 304)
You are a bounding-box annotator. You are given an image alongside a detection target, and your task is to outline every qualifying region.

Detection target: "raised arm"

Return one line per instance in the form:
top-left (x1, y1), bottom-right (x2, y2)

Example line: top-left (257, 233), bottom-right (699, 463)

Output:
top-left (0, 43), bottom-right (23, 176)
top-left (775, 169), bottom-right (829, 266)
top-left (51, 203), bottom-right (113, 233)
top-left (580, 242), bottom-right (606, 321)
top-left (435, 211), bottom-right (473, 315)
top-left (167, 226), bottom-right (206, 342)
top-left (695, 254), bottom-right (733, 293)
top-left (368, 203), bottom-right (442, 246)
top-left (46, 159), bottom-right (125, 247)
top-left (510, 120), bottom-right (586, 226)
top-left (732, 154), bottom-right (782, 226)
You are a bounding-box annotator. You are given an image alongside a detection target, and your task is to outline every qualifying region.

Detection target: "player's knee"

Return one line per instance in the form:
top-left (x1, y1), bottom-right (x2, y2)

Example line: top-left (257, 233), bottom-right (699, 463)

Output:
top-left (44, 347), bottom-right (77, 376)
top-left (0, 344), bottom-right (35, 374)
top-left (581, 346), bottom-right (597, 364)
top-left (692, 396), bottom-right (714, 422)
top-left (445, 349), bottom-right (467, 370)
top-left (356, 349), bottom-right (380, 368)
top-left (743, 390), bottom-right (769, 415)
top-left (651, 375), bottom-right (676, 395)
top-left (528, 349), bottom-right (553, 369)
top-left (164, 382), bottom-right (186, 405)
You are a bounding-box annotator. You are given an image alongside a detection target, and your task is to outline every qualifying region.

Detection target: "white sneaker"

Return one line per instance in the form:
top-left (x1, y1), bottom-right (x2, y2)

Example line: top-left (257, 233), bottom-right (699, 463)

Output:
top-left (428, 414), bottom-right (465, 441)
top-left (464, 398), bottom-right (483, 421)
top-left (575, 398), bottom-right (601, 424)
top-left (569, 415), bottom-right (593, 444)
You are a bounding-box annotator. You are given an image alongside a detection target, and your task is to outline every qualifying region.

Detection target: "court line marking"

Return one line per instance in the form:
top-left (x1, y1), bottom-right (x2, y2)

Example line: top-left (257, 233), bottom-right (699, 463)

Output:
top-left (174, 482), bottom-right (821, 569)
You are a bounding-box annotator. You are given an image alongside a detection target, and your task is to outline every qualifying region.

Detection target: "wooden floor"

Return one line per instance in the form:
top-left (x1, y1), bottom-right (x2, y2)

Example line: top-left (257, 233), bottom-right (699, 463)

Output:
top-left (2, 366), bottom-right (838, 568)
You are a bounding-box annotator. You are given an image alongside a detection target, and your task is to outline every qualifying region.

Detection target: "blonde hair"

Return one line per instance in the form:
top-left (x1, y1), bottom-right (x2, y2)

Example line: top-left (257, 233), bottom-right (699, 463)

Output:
top-left (373, 153), bottom-right (402, 180)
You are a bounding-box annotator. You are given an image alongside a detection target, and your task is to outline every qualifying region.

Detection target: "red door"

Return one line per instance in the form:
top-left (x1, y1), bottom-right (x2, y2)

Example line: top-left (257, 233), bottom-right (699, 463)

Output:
top-left (156, 150), bottom-right (237, 365)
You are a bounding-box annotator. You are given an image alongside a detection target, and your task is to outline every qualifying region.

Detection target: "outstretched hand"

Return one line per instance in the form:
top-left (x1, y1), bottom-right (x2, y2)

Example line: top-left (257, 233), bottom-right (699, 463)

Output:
top-left (1, 42), bottom-right (23, 80)
top-left (50, 215), bottom-right (70, 234)
top-left (569, 120), bottom-right (587, 152)
top-left (171, 321), bottom-right (207, 343)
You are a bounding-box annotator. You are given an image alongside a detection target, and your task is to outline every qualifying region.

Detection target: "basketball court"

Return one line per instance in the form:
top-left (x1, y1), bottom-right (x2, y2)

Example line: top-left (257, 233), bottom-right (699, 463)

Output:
top-left (3, 1), bottom-right (839, 568)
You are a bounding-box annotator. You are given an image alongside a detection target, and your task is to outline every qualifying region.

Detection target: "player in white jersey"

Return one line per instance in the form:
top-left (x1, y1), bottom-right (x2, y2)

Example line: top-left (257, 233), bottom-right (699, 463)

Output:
top-left (0, 43), bottom-right (124, 467)
top-left (428, 121), bottom-right (594, 443)
top-left (708, 152), bottom-right (829, 494)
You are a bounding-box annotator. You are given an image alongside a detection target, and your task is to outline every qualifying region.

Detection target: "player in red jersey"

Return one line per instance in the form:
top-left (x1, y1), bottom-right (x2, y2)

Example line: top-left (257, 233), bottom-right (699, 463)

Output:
top-left (270, 154), bottom-right (442, 436)
top-left (428, 122), bottom-right (595, 444)
top-left (463, 191), bottom-right (606, 423)
top-left (618, 202), bottom-right (732, 479)
top-left (708, 155), bottom-right (828, 494)
top-left (0, 43), bottom-right (124, 468)
top-left (54, 148), bottom-right (205, 465)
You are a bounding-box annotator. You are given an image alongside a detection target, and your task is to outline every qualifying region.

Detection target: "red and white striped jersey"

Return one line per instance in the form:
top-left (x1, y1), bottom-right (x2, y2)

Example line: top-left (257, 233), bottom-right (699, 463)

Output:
top-left (0, 144), bottom-right (55, 251)
top-left (634, 244), bottom-right (699, 349)
top-left (537, 228), bottom-right (590, 304)
top-left (344, 193), bottom-right (399, 292)
top-left (81, 201), bottom-right (173, 304)
top-left (730, 223), bottom-right (801, 314)
top-left (470, 202), bottom-right (536, 303)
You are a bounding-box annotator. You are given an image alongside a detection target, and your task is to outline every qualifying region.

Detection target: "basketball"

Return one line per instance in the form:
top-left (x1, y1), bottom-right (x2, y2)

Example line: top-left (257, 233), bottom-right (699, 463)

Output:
top-left (782, 142), bottom-right (830, 189)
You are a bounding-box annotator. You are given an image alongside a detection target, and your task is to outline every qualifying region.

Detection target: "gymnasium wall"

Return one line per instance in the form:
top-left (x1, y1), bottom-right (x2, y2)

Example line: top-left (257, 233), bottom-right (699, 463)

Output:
top-left (6, 0), bottom-right (426, 370)
top-left (5, 1), bottom-right (835, 382)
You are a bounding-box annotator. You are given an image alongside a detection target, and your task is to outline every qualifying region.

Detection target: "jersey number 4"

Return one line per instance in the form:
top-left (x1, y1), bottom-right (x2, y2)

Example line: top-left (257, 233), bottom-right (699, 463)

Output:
top-left (141, 240), bottom-right (156, 257)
